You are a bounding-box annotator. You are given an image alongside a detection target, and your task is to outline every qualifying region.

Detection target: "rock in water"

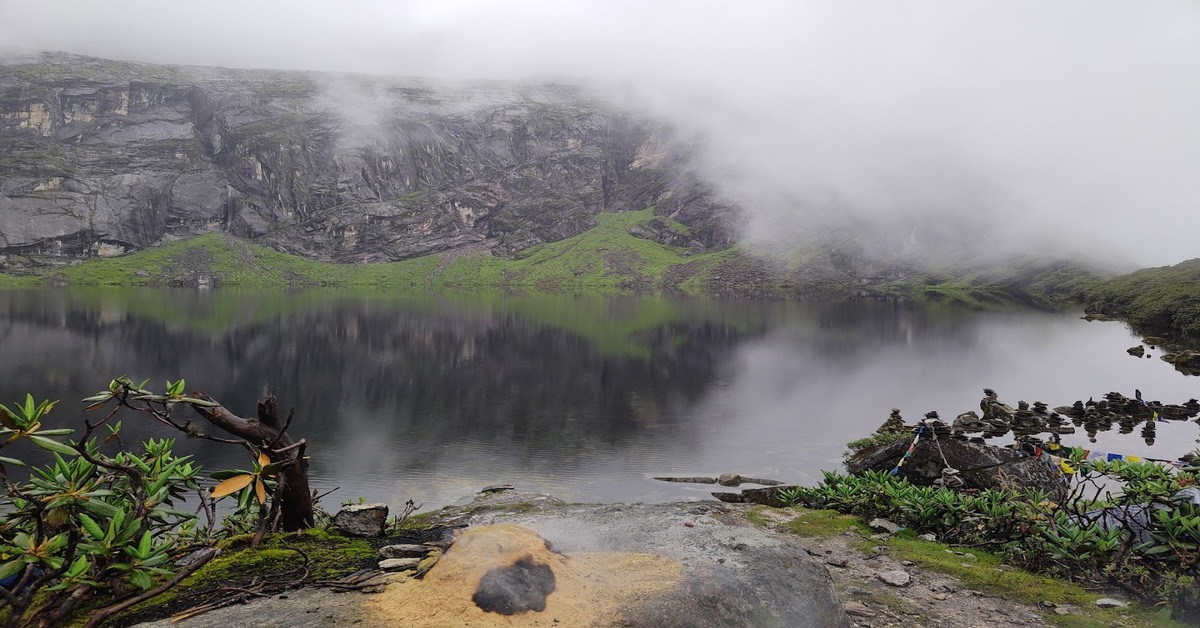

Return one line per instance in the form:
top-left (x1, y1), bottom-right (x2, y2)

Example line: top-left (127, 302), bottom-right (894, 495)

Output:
top-left (1127, 345), bottom-right (1145, 357)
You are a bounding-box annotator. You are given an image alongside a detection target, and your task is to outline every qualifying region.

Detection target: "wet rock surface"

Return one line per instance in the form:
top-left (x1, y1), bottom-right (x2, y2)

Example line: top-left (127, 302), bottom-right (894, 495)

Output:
top-left (460, 492), bottom-right (851, 627)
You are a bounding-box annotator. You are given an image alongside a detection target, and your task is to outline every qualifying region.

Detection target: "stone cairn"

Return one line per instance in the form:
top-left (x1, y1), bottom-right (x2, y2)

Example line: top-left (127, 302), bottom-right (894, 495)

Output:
top-left (878, 388), bottom-right (1200, 450)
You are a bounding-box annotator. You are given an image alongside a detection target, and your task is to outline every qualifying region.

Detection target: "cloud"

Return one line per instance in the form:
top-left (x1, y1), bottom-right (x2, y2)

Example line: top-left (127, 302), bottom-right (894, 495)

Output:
top-left (3, 1), bottom-right (1199, 266)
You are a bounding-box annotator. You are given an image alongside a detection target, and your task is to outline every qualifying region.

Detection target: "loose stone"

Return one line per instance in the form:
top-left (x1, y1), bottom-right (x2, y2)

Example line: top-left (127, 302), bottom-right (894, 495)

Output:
top-left (1095, 597), bottom-right (1128, 608)
top-left (868, 518), bottom-right (901, 534)
top-left (843, 601), bottom-right (876, 618)
top-left (332, 503), bottom-right (389, 537)
top-left (379, 557), bottom-right (421, 571)
top-left (877, 570), bottom-right (911, 587)
top-left (379, 544), bottom-right (430, 559)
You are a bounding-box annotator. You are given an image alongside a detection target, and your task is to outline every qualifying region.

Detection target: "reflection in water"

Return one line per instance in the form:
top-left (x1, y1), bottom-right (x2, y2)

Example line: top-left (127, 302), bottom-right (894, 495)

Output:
top-left (0, 289), bottom-right (1195, 510)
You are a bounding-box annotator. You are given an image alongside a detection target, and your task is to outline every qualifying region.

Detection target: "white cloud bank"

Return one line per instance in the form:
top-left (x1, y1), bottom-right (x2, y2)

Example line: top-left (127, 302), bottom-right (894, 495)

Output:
top-left (2, 1), bottom-right (1198, 266)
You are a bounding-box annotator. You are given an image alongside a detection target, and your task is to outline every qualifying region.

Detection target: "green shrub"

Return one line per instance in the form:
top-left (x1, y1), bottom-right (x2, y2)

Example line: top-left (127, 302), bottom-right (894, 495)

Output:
top-left (783, 458), bottom-right (1200, 618)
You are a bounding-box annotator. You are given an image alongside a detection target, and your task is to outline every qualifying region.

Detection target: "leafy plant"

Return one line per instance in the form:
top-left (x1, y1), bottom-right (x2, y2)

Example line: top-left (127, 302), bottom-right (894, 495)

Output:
top-left (0, 377), bottom-right (315, 626)
top-left (792, 455), bottom-right (1200, 619)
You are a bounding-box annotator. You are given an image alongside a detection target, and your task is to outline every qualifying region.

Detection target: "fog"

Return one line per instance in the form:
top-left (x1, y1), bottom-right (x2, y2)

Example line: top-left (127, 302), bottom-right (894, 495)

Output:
top-left (3, 1), bottom-right (1198, 267)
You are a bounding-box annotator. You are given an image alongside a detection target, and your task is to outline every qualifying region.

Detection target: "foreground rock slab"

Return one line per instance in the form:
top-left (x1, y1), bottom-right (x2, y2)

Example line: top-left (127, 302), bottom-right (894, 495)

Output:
top-left (138, 492), bottom-right (849, 627)
top-left (444, 493), bottom-right (850, 627)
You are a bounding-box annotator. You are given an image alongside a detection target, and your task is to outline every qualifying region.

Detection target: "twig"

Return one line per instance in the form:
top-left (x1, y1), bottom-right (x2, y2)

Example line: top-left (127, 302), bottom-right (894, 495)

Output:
top-left (268, 439), bottom-right (306, 456)
top-left (270, 408), bottom-right (295, 448)
top-left (214, 585), bottom-right (268, 598)
top-left (313, 486), bottom-right (340, 503)
top-left (84, 547), bottom-right (218, 628)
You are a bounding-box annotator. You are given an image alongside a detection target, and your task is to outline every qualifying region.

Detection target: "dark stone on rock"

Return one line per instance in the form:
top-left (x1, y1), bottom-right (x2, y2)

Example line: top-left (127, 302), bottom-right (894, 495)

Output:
top-left (472, 556), bottom-right (556, 615)
top-left (480, 484), bottom-right (515, 493)
top-left (332, 503), bottom-right (388, 537)
top-left (846, 437), bottom-right (1067, 497)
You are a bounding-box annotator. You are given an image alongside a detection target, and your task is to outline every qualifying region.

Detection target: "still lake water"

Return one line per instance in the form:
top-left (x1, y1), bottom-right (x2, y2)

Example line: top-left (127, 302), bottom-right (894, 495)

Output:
top-left (0, 289), bottom-right (1196, 511)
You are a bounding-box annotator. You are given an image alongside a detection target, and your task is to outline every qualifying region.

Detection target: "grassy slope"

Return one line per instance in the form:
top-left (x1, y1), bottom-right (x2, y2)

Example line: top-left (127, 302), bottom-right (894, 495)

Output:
top-left (1083, 259), bottom-right (1200, 338)
top-left (872, 258), bottom-right (1105, 310)
top-left (2, 209), bottom-right (737, 293)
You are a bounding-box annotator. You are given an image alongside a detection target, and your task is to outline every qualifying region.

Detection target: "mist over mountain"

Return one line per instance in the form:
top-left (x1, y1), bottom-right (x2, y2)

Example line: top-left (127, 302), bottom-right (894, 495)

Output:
top-left (3, 0), bottom-right (1197, 271)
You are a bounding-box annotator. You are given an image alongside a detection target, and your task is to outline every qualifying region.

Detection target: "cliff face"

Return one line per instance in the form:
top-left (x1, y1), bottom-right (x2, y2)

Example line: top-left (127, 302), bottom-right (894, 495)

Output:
top-left (0, 52), bottom-right (735, 265)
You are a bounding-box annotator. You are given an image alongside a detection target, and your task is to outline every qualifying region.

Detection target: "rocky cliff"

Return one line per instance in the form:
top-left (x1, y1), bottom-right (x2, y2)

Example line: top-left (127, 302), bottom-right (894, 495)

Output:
top-left (1, 52), bottom-right (1101, 301)
top-left (0, 51), bottom-right (734, 266)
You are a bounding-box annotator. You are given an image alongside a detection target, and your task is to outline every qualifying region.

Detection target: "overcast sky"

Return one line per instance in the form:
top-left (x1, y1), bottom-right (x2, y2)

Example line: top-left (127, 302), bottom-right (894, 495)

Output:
top-left (3, 1), bottom-right (1198, 266)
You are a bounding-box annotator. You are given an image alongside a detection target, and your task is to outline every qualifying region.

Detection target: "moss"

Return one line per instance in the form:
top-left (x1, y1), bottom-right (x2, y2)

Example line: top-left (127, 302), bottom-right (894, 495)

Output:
top-left (189, 528), bottom-right (374, 586)
top-left (781, 508), bottom-right (863, 537)
top-left (844, 431), bottom-right (912, 455)
top-left (104, 527), bottom-right (375, 626)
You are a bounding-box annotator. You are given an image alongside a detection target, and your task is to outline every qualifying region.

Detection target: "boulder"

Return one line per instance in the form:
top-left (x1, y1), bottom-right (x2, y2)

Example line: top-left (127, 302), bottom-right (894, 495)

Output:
top-left (332, 503), bottom-right (389, 537)
top-left (846, 437), bottom-right (1067, 497)
top-left (1127, 345), bottom-right (1145, 357)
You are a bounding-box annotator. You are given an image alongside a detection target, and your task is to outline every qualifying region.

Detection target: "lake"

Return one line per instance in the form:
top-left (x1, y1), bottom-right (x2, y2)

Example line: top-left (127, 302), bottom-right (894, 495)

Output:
top-left (0, 289), bottom-right (1195, 512)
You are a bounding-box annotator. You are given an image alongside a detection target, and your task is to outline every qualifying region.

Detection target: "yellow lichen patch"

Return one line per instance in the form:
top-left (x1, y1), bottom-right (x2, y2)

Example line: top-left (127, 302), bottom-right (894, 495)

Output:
top-left (362, 524), bottom-right (682, 627)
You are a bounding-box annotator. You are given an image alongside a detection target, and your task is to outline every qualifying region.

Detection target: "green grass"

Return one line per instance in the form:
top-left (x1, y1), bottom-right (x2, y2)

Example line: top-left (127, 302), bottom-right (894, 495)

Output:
top-left (863, 533), bottom-right (1186, 627)
top-left (28, 209), bottom-right (735, 295)
top-left (780, 508), bottom-right (863, 537)
top-left (754, 506), bottom-right (1187, 627)
top-left (436, 208), bottom-right (724, 292)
